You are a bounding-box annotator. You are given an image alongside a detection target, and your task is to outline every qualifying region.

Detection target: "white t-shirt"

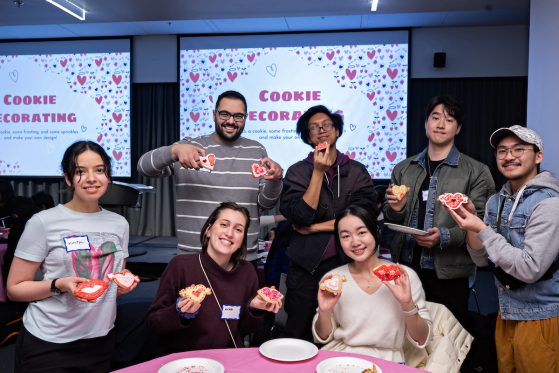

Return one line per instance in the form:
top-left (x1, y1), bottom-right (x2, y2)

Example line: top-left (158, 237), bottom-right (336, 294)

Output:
top-left (15, 204), bottom-right (129, 343)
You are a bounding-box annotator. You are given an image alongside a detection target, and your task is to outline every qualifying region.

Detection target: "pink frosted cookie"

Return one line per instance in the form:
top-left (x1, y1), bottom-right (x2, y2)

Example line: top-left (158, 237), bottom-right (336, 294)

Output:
top-left (319, 274), bottom-right (346, 295)
top-left (257, 286), bottom-right (284, 303)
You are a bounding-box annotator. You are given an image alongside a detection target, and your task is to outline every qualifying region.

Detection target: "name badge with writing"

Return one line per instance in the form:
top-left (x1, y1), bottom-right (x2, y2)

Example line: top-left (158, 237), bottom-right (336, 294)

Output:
top-left (422, 190), bottom-right (429, 202)
top-left (221, 304), bottom-right (241, 320)
top-left (63, 235), bottom-right (91, 252)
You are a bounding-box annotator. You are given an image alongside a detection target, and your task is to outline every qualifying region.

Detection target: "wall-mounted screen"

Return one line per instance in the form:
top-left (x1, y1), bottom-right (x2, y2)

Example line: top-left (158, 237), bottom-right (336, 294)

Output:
top-left (0, 39), bottom-right (131, 177)
top-left (179, 31), bottom-right (408, 179)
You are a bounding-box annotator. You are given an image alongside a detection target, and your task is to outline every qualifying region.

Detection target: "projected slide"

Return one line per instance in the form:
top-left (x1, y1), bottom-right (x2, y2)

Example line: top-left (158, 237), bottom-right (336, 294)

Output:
top-left (0, 51), bottom-right (130, 176)
top-left (180, 38), bottom-right (407, 179)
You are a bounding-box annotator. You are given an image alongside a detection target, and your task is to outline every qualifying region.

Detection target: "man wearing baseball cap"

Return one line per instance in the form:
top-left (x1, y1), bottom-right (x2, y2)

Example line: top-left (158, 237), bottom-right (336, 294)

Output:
top-left (447, 125), bottom-right (559, 372)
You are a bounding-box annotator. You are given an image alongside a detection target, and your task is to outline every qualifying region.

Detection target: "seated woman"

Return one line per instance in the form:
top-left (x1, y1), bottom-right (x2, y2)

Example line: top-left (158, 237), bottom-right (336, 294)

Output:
top-left (312, 206), bottom-right (432, 363)
top-left (147, 202), bottom-right (281, 354)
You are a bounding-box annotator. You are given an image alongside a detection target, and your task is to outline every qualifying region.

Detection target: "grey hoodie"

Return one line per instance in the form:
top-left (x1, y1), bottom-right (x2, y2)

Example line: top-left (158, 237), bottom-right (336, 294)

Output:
top-left (470, 171), bottom-right (559, 283)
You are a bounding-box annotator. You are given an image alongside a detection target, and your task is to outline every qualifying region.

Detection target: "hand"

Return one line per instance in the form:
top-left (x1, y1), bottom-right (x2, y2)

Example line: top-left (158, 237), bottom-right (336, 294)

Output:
top-left (249, 295), bottom-right (282, 314)
top-left (314, 146), bottom-right (334, 173)
top-left (171, 143), bottom-right (205, 170)
top-left (177, 297), bottom-right (202, 314)
top-left (57, 276), bottom-right (88, 294)
top-left (317, 275), bottom-right (341, 313)
top-left (386, 184), bottom-right (407, 212)
top-left (292, 224), bottom-right (314, 235)
top-left (116, 269), bottom-right (140, 297)
top-left (412, 227), bottom-right (440, 248)
top-left (446, 205), bottom-right (487, 234)
top-left (260, 157), bottom-right (283, 181)
top-left (382, 264), bottom-right (413, 306)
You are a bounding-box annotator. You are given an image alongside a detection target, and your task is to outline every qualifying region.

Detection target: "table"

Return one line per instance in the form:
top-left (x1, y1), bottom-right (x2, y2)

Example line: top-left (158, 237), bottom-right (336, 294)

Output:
top-left (112, 347), bottom-right (424, 373)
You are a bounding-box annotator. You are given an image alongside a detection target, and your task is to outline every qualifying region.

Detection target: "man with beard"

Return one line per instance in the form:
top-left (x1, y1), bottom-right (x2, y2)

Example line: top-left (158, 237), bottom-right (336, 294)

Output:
top-left (447, 126), bottom-right (559, 372)
top-left (138, 90), bottom-right (283, 259)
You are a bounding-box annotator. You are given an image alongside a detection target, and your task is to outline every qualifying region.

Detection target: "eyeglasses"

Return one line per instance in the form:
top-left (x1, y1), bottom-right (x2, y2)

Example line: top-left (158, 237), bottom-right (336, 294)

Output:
top-left (495, 146), bottom-right (533, 160)
top-left (217, 110), bottom-right (247, 123)
top-left (308, 121), bottom-right (334, 134)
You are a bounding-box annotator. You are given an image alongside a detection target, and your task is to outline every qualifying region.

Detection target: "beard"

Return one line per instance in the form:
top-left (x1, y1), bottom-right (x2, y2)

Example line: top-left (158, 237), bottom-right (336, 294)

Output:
top-left (215, 121), bottom-right (244, 142)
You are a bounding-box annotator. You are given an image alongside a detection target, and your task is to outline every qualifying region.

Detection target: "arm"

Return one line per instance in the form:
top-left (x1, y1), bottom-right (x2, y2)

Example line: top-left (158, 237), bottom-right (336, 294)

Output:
top-left (477, 198), bottom-right (559, 283)
top-left (383, 168), bottom-right (408, 223)
top-left (313, 274), bottom-right (341, 342)
top-left (137, 139), bottom-right (205, 177)
top-left (280, 163), bottom-right (318, 227)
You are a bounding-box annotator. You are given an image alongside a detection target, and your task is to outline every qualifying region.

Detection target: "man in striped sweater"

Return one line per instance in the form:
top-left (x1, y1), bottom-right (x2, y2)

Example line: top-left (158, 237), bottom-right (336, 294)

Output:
top-left (138, 90), bottom-right (283, 260)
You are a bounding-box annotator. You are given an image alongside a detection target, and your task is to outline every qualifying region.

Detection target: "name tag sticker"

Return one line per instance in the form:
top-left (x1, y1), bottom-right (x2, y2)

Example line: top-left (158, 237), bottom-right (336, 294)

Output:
top-left (221, 304), bottom-right (241, 320)
top-left (63, 235), bottom-right (91, 252)
top-left (422, 190), bottom-right (429, 202)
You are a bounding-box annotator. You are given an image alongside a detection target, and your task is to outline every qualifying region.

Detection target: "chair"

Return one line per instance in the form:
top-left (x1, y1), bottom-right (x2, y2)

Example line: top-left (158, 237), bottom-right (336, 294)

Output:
top-left (271, 273), bottom-right (288, 333)
top-left (404, 301), bottom-right (474, 373)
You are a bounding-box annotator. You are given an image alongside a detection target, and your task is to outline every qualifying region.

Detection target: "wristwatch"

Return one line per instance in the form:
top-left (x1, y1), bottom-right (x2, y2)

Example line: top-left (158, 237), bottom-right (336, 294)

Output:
top-left (50, 278), bottom-right (61, 295)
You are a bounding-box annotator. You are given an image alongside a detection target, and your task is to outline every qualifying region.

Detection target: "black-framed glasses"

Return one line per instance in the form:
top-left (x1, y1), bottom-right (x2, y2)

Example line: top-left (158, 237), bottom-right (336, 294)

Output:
top-left (495, 146), bottom-right (533, 160)
top-left (217, 110), bottom-right (247, 122)
top-left (308, 121), bottom-right (334, 134)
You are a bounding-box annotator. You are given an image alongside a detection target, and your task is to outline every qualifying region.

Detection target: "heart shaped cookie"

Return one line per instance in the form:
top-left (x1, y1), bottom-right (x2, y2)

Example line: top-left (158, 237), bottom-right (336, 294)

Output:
top-left (319, 273), bottom-right (346, 295)
top-left (199, 153), bottom-right (216, 170)
top-left (391, 184), bottom-right (409, 201)
top-left (257, 286), bottom-right (284, 303)
top-left (179, 284), bottom-right (212, 303)
top-left (108, 271), bottom-right (139, 289)
top-left (251, 162), bottom-right (267, 178)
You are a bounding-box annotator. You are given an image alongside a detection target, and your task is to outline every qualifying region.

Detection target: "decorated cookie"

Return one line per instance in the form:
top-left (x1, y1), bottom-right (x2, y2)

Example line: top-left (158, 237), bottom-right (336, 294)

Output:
top-left (251, 162), bottom-right (267, 178)
top-left (179, 284), bottom-right (212, 303)
top-left (319, 274), bottom-right (346, 295)
top-left (199, 153), bottom-right (216, 170)
top-left (438, 192), bottom-right (469, 210)
top-left (108, 271), bottom-right (140, 289)
top-left (74, 279), bottom-right (109, 301)
top-left (372, 264), bottom-right (401, 282)
top-left (391, 184), bottom-right (409, 201)
top-left (316, 141), bottom-right (328, 151)
top-left (257, 286), bottom-right (284, 303)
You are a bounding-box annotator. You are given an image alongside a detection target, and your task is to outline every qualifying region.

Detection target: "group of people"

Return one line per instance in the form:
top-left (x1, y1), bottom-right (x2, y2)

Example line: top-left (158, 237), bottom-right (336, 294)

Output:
top-left (2, 89), bottom-right (557, 373)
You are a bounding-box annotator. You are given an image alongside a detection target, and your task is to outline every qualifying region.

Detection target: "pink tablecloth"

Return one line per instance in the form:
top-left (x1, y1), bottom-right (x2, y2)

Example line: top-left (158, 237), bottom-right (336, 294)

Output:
top-left (112, 347), bottom-right (424, 373)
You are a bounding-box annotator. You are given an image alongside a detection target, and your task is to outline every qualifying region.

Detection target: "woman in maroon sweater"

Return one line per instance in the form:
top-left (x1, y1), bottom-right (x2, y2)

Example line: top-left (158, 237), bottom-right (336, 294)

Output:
top-left (147, 202), bottom-right (281, 354)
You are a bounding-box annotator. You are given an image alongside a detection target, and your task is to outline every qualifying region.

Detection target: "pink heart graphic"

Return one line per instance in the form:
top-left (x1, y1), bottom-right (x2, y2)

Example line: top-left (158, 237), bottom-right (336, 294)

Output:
top-left (60, 59), bottom-right (67, 67)
top-left (112, 150), bottom-right (122, 161)
top-left (386, 151), bottom-right (397, 162)
top-left (368, 133), bottom-right (375, 142)
top-left (386, 109), bottom-right (397, 121)
top-left (209, 55), bottom-right (217, 63)
top-left (227, 71), bottom-right (238, 82)
top-left (77, 75), bottom-right (86, 85)
top-left (190, 112), bottom-right (200, 122)
top-left (367, 92), bottom-right (375, 101)
top-left (326, 51), bottom-right (335, 60)
top-left (367, 51), bottom-right (376, 59)
top-left (209, 95), bottom-right (213, 103)
top-left (346, 151), bottom-right (356, 159)
top-left (112, 74), bottom-right (122, 85)
top-left (95, 58), bottom-right (102, 67)
top-left (345, 69), bottom-right (356, 80)
top-left (326, 278), bottom-right (339, 289)
top-left (95, 96), bottom-right (103, 104)
top-left (97, 134), bottom-right (103, 142)
top-left (247, 53), bottom-right (255, 62)
top-left (112, 113), bottom-right (122, 123)
top-left (189, 72), bottom-right (199, 83)
top-left (387, 68), bottom-right (398, 79)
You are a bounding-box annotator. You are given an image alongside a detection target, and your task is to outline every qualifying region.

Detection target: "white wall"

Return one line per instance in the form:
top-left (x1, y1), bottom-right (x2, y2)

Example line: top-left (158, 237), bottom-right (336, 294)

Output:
top-left (133, 35), bottom-right (177, 83)
top-left (411, 25), bottom-right (528, 78)
top-left (527, 1), bottom-right (559, 176)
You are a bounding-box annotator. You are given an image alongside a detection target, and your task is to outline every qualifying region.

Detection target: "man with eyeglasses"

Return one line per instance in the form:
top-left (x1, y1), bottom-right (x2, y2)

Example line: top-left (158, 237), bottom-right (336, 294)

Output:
top-left (138, 90), bottom-right (283, 259)
top-left (280, 105), bottom-right (377, 341)
top-left (447, 125), bottom-right (559, 372)
top-left (383, 96), bottom-right (495, 331)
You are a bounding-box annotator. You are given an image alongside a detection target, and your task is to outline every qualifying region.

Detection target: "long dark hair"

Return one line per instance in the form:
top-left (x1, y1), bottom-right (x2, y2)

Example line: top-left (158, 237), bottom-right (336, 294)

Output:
top-left (61, 141), bottom-right (112, 187)
top-left (200, 202), bottom-right (251, 263)
top-left (334, 206), bottom-right (380, 257)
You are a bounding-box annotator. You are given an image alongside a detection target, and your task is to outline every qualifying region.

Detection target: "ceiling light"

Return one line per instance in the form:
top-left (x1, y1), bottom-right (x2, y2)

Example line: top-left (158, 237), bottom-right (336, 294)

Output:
top-left (45, 0), bottom-right (86, 21)
top-left (371, 0), bottom-right (379, 12)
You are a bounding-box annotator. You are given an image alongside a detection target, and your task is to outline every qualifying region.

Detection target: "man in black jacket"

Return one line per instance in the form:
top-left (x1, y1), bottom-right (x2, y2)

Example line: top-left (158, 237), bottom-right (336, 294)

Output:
top-left (280, 105), bottom-right (377, 341)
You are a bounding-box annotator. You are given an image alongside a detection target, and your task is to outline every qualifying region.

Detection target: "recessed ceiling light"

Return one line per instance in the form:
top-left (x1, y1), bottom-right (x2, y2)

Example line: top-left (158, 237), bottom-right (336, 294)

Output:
top-left (45, 0), bottom-right (86, 21)
top-left (371, 0), bottom-right (379, 12)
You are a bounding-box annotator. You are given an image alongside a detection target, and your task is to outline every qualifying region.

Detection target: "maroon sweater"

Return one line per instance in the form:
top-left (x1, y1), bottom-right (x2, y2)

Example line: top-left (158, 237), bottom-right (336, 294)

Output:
top-left (146, 252), bottom-right (264, 354)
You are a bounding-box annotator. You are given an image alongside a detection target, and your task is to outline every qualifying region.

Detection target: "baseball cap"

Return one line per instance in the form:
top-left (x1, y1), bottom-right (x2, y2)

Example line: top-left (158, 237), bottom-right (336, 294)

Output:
top-left (489, 125), bottom-right (544, 152)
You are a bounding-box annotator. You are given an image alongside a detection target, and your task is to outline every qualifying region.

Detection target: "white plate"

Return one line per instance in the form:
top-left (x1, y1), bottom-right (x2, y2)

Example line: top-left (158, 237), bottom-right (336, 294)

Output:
top-left (316, 357), bottom-right (383, 373)
top-left (259, 338), bottom-right (319, 362)
top-left (157, 357), bottom-right (225, 373)
top-left (385, 223), bottom-right (429, 236)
